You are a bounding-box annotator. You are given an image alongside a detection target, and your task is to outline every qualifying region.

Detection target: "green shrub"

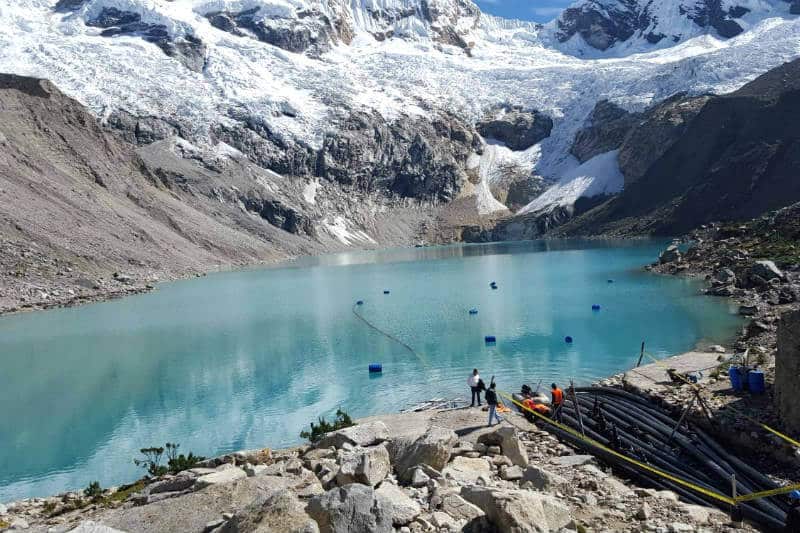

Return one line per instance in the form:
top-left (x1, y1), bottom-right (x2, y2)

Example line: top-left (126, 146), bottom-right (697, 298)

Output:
top-left (134, 443), bottom-right (205, 476)
top-left (300, 409), bottom-right (354, 443)
top-left (84, 481), bottom-right (103, 500)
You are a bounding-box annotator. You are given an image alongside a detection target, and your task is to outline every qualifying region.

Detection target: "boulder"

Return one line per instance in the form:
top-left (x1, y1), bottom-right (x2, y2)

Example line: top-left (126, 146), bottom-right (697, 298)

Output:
top-left (67, 522), bottom-right (127, 533)
top-left (195, 467), bottom-right (247, 488)
top-left (148, 473), bottom-right (196, 494)
top-left (307, 484), bottom-right (393, 533)
top-left (317, 422), bottom-right (390, 450)
top-left (409, 468), bottom-right (430, 488)
top-left (220, 491), bottom-right (319, 533)
top-left (442, 456), bottom-right (492, 485)
top-left (750, 260), bottom-right (784, 282)
top-left (388, 426), bottom-right (458, 477)
top-left (521, 465), bottom-right (567, 490)
top-left (440, 493), bottom-right (485, 522)
top-left (476, 105), bottom-right (553, 151)
top-left (659, 245), bottom-right (681, 264)
top-left (461, 486), bottom-right (572, 532)
top-left (375, 483), bottom-right (422, 526)
top-left (500, 465), bottom-right (523, 481)
top-left (714, 268), bottom-right (736, 285)
top-left (477, 426), bottom-right (529, 467)
top-left (336, 444), bottom-right (391, 487)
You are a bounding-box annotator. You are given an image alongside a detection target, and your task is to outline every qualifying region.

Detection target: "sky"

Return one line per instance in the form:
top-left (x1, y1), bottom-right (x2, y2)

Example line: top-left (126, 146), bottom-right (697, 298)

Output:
top-left (474, 0), bottom-right (573, 23)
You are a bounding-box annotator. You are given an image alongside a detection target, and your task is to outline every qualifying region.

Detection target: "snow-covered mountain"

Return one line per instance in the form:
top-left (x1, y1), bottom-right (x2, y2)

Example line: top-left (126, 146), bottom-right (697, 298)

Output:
top-left (1, 0), bottom-right (799, 235)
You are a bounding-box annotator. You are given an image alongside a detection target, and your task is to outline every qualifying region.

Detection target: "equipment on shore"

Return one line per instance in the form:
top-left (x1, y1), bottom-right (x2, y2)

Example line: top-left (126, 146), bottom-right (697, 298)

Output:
top-left (368, 363), bottom-right (382, 373)
top-left (505, 386), bottom-right (796, 530)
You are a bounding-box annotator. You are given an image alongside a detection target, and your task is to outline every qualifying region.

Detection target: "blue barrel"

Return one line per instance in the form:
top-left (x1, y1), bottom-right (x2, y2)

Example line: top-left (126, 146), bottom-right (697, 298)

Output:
top-left (728, 366), bottom-right (743, 391)
top-left (469, 308), bottom-right (478, 315)
top-left (565, 336), bottom-right (573, 344)
top-left (356, 300), bottom-right (364, 306)
top-left (607, 279), bottom-right (614, 283)
top-left (592, 304), bottom-right (601, 311)
top-left (485, 335), bottom-right (496, 344)
top-left (369, 363), bottom-right (382, 373)
top-left (748, 370), bottom-right (765, 394)
top-left (383, 290), bottom-right (390, 294)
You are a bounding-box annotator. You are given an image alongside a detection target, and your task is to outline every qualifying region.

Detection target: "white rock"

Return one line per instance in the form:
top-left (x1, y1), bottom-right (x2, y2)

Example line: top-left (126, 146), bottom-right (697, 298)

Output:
top-left (431, 511), bottom-right (456, 529)
top-left (522, 465), bottom-right (567, 490)
top-left (195, 467), bottom-right (247, 488)
top-left (336, 444), bottom-right (391, 487)
top-left (67, 522), bottom-right (127, 533)
top-left (551, 455), bottom-right (596, 468)
top-left (375, 483), bottom-right (422, 526)
top-left (500, 465), bottom-right (523, 481)
top-left (244, 463), bottom-right (269, 477)
top-left (9, 518), bottom-right (30, 530)
top-left (317, 421), bottom-right (390, 449)
top-left (668, 523), bottom-right (694, 533)
top-left (442, 456), bottom-right (491, 485)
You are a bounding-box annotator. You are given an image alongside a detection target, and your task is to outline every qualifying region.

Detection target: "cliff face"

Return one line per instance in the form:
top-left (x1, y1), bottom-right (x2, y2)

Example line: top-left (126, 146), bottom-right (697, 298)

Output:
top-left (555, 59), bottom-right (800, 237)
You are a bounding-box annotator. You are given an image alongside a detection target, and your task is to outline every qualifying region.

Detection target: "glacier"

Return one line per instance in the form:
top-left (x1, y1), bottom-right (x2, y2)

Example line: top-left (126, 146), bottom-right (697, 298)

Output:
top-left (1, 0), bottom-right (799, 217)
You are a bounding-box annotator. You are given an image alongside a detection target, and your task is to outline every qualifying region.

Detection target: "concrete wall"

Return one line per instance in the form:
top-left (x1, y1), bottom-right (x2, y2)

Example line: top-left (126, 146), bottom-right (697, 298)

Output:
top-left (775, 310), bottom-right (800, 436)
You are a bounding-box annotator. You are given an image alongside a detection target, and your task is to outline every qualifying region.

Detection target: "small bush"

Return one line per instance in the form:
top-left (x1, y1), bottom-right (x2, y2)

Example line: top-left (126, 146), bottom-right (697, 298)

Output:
top-left (300, 409), bottom-right (354, 443)
top-left (84, 481), bottom-right (103, 500)
top-left (134, 443), bottom-right (205, 476)
top-left (106, 479), bottom-right (147, 503)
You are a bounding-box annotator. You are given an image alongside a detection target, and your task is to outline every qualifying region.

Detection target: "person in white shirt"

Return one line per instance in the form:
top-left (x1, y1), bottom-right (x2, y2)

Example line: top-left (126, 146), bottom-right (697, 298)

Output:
top-left (468, 368), bottom-right (482, 407)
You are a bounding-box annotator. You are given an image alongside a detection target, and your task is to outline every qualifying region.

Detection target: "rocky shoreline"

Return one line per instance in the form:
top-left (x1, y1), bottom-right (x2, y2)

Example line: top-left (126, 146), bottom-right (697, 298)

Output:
top-left (0, 406), bottom-right (759, 533)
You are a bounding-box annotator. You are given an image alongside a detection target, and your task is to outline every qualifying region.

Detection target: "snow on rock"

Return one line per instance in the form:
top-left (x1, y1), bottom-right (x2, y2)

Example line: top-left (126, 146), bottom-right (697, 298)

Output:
top-left (518, 150), bottom-right (623, 215)
top-left (0, 0), bottom-right (799, 214)
top-left (321, 215), bottom-right (376, 245)
top-left (302, 178), bottom-right (320, 205)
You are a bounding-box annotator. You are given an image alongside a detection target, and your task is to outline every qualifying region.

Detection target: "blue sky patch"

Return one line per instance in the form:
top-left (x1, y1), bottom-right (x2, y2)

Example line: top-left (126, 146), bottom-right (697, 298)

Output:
top-left (474, 0), bottom-right (572, 23)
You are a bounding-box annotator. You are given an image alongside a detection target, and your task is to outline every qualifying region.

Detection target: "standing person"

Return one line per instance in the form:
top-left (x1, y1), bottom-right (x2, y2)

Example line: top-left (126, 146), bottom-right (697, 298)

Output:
top-left (467, 369), bottom-right (482, 407)
top-left (551, 383), bottom-right (564, 422)
top-left (486, 382), bottom-right (503, 426)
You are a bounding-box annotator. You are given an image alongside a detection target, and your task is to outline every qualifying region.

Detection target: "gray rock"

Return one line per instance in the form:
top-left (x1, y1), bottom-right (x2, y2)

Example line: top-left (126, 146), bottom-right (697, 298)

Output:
top-left (635, 502), bottom-right (651, 521)
top-left (148, 473), bottom-right (196, 494)
top-left (550, 455), bottom-right (596, 468)
top-left (659, 245), bottom-right (681, 264)
top-left (715, 268), bottom-right (736, 285)
top-left (195, 467), bottom-right (247, 488)
top-left (751, 260), bottom-right (784, 281)
top-left (375, 483), bottom-right (422, 526)
top-left (522, 465), bottom-right (567, 490)
top-left (500, 465), bottom-right (523, 481)
top-left (442, 456), bottom-right (492, 485)
top-left (389, 426), bottom-right (458, 478)
top-left (317, 421), bottom-right (390, 450)
top-left (307, 484), bottom-right (393, 533)
top-left (9, 518), bottom-right (30, 530)
top-left (410, 468), bottom-right (431, 488)
top-left (430, 511), bottom-right (456, 529)
top-left (439, 493), bottom-right (485, 522)
top-left (220, 490), bottom-right (319, 533)
top-left (477, 426), bottom-right (529, 467)
top-left (476, 105), bottom-right (553, 151)
top-left (335, 444), bottom-right (391, 487)
top-left (67, 523), bottom-right (128, 533)
top-left (461, 486), bottom-right (572, 532)
top-left (244, 463), bottom-right (269, 477)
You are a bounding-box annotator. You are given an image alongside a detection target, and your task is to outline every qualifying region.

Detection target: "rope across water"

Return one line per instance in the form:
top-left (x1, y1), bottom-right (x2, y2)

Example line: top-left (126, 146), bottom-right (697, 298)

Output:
top-left (351, 303), bottom-right (426, 362)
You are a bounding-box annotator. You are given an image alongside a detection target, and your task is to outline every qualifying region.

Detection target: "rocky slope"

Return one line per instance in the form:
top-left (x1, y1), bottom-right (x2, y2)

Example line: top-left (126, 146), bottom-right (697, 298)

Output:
top-left (0, 74), bottom-right (444, 315)
top-left (0, 411), bottom-right (757, 533)
top-left (494, 58), bottom-right (800, 241)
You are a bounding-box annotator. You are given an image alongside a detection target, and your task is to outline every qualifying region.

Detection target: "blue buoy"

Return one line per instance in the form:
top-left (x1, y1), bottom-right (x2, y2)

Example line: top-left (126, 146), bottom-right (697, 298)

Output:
top-left (369, 363), bottom-right (383, 373)
top-left (356, 300), bottom-right (364, 306)
top-left (565, 336), bottom-right (573, 344)
top-left (607, 279), bottom-right (614, 283)
top-left (383, 290), bottom-right (390, 295)
top-left (469, 308), bottom-right (478, 315)
top-left (592, 304), bottom-right (601, 311)
top-left (748, 369), bottom-right (765, 394)
top-left (485, 335), bottom-right (496, 344)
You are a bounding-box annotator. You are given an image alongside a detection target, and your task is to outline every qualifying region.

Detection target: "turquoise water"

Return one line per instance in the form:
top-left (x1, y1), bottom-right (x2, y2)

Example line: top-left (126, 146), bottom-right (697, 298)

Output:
top-left (0, 240), bottom-right (741, 502)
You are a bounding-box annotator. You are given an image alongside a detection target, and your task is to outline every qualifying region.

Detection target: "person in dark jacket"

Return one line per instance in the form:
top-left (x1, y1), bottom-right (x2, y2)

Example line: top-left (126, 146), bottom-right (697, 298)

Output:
top-left (486, 382), bottom-right (503, 426)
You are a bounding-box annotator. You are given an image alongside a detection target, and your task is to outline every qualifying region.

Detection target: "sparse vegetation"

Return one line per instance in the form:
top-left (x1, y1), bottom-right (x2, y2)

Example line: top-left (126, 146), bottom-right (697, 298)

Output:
top-left (106, 479), bottom-right (147, 503)
top-left (134, 442), bottom-right (205, 476)
top-left (83, 481), bottom-right (103, 501)
top-left (300, 409), bottom-right (354, 443)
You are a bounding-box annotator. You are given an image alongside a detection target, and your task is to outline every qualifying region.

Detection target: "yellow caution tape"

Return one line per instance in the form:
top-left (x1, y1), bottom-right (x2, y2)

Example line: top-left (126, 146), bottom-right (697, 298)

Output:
top-left (639, 351), bottom-right (800, 449)
top-left (499, 390), bottom-right (800, 505)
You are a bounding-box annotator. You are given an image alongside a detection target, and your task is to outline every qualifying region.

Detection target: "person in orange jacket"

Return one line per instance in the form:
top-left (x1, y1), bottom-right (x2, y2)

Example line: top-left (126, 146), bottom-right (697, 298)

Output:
top-left (551, 383), bottom-right (564, 422)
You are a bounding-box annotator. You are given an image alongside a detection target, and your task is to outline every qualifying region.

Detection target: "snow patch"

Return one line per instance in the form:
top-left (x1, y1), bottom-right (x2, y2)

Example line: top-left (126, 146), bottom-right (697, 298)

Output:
top-left (518, 150), bottom-right (623, 215)
top-left (322, 216), bottom-right (376, 245)
top-left (302, 179), bottom-right (320, 205)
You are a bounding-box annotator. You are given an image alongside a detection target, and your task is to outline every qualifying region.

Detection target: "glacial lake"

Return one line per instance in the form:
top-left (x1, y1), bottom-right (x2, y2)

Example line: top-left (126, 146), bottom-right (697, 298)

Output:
top-left (0, 240), bottom-right (742, 501)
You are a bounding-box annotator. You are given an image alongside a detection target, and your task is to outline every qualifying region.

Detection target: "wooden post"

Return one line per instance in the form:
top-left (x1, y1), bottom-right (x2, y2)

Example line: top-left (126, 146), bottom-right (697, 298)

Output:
top-left (570, 379), bottom-right (585, 436)
top-left (669, 395), bottom-right (696, 442)
top-left (636, 341), bottom-right (646, 367)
